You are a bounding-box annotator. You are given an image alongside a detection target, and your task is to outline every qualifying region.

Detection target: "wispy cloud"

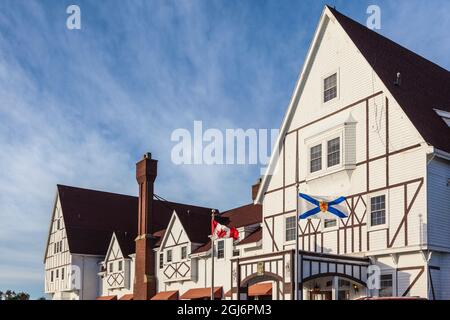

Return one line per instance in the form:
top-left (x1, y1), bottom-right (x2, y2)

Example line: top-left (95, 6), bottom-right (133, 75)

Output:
top-left (0, 0), bottom-right (448, 298)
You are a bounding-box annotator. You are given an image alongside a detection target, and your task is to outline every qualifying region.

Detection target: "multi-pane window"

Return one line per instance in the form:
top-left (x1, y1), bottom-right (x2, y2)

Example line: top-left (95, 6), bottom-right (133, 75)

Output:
top-left (371, 195), bottom-right (386, 226)
top-left (285, 216), bottom-right (296, 242)
top-left (327, 137), bottom-right (340, 167)
top-left (181, 246), bottom-right (187, 260)
top-left (310, 144), bottom-right (322, 173)
top-left (323, 73), bottom-right (337, 103)
top-left (166, 249), bottom-right (172, 263)
top-left (118, 260), bottom-right (123, 271)
top-left (379, 274), bottom-right (393, 297)
top-left (159, 253), bottom-right (164, 269)
top-left (324, 219), bottom-right (337, 228)
top-left (217, 240), bottom-right (225, 259)
top-left (232, 249), bottom-right (240, 257)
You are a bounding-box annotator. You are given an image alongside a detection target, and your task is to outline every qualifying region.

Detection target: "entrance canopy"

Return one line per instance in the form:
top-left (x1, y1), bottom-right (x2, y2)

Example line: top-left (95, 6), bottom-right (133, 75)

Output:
top-left (151, 290), bottom-right (179, 300)
top-left (248, 283), bottom-right (272, 297)
top-left (180, 287), bottom-right (222, 300)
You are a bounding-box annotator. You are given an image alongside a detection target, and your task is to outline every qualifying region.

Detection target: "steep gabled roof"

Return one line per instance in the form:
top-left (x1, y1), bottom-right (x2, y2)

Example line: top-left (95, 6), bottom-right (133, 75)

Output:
top-left (328, 6), bottom-right (450, 153)
top-left (56, 184), bottom-right (215, 256)
top-left (255, 6), bottom-right (450, 204)
top-left (57, 185), bottom-right (138, 256)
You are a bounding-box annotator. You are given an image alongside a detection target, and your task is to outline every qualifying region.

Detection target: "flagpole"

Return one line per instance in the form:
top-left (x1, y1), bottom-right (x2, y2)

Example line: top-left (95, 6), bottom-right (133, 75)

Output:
top-left (210, 209), bottom-right (216, 300)
top-left (295, 182), bottom-right (300, 300)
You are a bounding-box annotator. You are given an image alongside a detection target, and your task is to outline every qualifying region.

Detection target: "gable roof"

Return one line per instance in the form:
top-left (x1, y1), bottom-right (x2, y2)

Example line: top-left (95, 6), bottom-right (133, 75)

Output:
top-left (328, 6), bottom-right (450, 153)
top-left (255, 6), bottom-right (450, 204)
top-left (56, 184), bottom-right (215, 256)
top-left (57, 185), bottom-right (138, 256)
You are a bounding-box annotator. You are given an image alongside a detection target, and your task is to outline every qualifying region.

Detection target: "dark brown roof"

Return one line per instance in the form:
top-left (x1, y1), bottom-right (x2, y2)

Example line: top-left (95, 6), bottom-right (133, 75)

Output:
top-left (237, 227), bottom-right (262, 245)
top-left (218, 203), bottom-right (262, 228)
top-left (328, 6), bottom-right (450, 153)
top-left (192, 241), bottom-right (211, 254)
top-left (56, 185), bottom-right (215, 256)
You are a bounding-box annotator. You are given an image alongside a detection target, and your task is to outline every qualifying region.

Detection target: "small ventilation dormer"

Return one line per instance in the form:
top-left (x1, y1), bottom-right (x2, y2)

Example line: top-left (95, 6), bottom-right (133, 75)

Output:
top-left (434, 109), bottom-right (450, 127)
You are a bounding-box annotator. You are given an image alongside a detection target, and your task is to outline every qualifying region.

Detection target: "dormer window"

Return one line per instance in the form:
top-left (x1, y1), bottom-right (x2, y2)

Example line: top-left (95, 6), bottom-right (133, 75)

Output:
top-left (323, 73), bottom-right (337, 103)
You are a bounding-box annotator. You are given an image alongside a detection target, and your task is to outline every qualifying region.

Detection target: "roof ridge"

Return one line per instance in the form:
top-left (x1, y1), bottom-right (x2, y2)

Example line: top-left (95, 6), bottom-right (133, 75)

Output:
top-left (328, 6), bottom-right (450, 75)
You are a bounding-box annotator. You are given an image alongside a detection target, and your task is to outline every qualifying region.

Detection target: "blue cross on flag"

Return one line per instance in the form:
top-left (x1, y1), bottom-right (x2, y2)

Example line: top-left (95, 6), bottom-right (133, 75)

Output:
top-left (298, 193), bottom-right (349, 220)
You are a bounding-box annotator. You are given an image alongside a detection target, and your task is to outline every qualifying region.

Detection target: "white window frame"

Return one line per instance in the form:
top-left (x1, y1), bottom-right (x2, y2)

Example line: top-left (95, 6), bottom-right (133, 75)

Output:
top-left (367, 192), bottom-right (389, 231)
top-left (321, 70), bottom-right (340, 105)
top-left (180, 246), bottom-right (187, 261)
top-left (322, 218), bottom-right (338, 232)
top-left (378, 271), bottom-right (395, 297)
top-left (284, 214), bottom-right (297, 244)
top-left (306, 127), bottom-right (344, 180)
top-left (217, 240), bottom-right (225, 260)
top-left (118, 260), bottom-right (123, 272)
top-left (166, 249), bottom-right (172, 263)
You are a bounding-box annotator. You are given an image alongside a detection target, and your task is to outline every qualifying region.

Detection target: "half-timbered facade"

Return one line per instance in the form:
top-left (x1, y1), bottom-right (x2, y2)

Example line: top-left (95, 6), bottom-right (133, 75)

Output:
top-left (253, 6), bottom-right (450, 300)
top-left (44, 6), bottom-right (449, 300)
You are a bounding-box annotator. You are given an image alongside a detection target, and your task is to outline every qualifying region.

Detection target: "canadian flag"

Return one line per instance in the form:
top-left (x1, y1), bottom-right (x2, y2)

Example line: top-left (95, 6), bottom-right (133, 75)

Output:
top-left (211, 220), bottom-right (239, 240)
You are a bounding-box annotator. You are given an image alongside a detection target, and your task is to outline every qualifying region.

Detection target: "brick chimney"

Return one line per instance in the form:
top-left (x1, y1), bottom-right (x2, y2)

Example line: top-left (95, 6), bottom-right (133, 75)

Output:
top-left (251, 177), bottom-right (262, 201)
top-left (134, 152), bottom-right (158, 300)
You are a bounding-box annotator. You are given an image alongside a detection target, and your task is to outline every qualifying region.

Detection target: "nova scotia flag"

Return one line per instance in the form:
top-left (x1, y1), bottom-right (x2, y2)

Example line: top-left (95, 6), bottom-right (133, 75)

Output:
top-left (298, 193), bottom-right (349, 220)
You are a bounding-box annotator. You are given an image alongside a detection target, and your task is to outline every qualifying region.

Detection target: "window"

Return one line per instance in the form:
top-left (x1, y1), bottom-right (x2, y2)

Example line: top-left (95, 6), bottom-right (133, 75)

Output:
top-left (371, 195), bottom-right (386, 226)
top-left (109, 262), bottom-right (113, 273)
top-left (50, 270), bottom-right (54, 282)
top-left (159, 253), bottom-right (164, 269)
top-left (285, 216), bottom-right (296, 242)
top-left (181, 246), bottom-right (187, 260)
top-left (217, 240), bottom-right (225, 259)
top-left (54, 243), bottom-right (57, 254)
top-left (327, 137), bottom-right (340, 167)
top-left (379, 274), bottom-right (393, 297)
top-left (56, 269), bottom-right (59, 279)
top-left (324, 219), bottom-right (337, 228)
top-left (166, 250), bottom-right (172, 263)
top-left (118, 260), bottom-right (123, 272)
top-left (61, 268), bottom-right (65, 280)
top-left (323, 73), bottom-right (337, 102)
top-left (232, 249), bottom-right (240, 257)
top-left (57, 219), bottom-right (61, 230)
top-left (310, 144), bottom-right (322, 173)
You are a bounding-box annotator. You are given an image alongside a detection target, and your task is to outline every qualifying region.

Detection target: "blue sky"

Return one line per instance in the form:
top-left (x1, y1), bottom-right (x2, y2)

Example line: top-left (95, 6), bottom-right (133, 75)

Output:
top-left (0, 0), bottom-right (449, 299)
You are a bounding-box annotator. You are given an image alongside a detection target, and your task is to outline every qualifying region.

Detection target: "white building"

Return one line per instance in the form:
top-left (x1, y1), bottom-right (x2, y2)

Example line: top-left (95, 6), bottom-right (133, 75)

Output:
top-left (44, 6), bottom-right (450, 300)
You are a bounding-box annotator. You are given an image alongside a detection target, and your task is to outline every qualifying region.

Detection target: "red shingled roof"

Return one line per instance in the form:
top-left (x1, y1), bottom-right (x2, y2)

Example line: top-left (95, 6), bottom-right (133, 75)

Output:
top-left (329, 6), bottom-right (450, 153)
